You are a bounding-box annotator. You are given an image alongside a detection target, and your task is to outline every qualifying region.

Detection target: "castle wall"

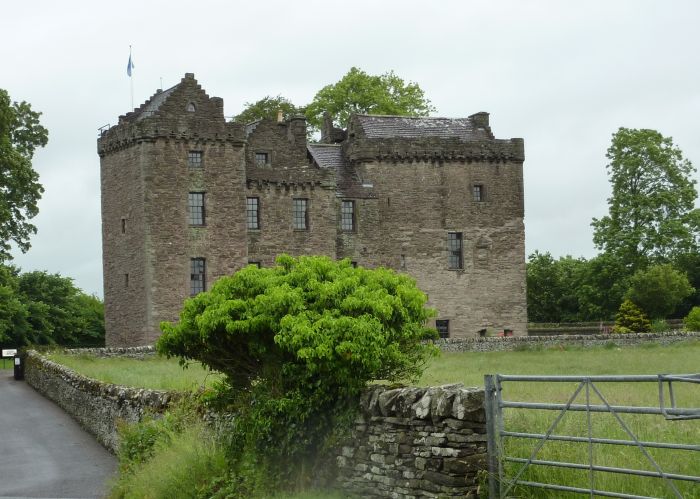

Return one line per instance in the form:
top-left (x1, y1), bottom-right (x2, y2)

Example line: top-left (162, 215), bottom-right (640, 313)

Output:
top-left (349, 157), bottom-right (526, 338)
top-left (100, 144), bottom-right (150, 346)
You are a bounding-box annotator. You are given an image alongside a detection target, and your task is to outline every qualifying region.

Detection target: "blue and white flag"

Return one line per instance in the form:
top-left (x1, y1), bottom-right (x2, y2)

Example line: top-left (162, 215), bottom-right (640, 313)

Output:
top-left (127, 54), bottom-right (135, 77)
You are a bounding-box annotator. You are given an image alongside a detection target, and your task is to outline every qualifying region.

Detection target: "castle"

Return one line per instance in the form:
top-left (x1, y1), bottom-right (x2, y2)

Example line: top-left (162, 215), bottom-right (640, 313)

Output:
top-left (98, 73), bottom-right (526, 346)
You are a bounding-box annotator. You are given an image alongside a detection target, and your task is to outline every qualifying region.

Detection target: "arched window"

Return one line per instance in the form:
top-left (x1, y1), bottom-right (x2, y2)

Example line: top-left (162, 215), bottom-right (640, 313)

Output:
top-left (186, 102), bottom-right (196, 112)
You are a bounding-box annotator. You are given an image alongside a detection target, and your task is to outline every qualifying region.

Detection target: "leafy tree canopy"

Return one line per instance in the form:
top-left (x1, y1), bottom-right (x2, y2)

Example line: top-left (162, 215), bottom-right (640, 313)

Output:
top-left (0, 265), bottom-right (104, 347)
top-left (233, 95), bottom-right (301, 125)
top-left (592, 128), bottom-right (700, 270)
top-left (157, 256), bottom-right (437, 473)
top-left (305, 67), bottom-right (436, 131)
top-left (0, 89), bottom-right (48, 260)
top-left (625, 263), bottom-right (694, 319)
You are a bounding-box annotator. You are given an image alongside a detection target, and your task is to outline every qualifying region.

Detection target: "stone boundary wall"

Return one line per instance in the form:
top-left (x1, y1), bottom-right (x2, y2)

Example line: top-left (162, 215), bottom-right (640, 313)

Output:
top-left (336, 384), bottom-right (486, 498)
top-left (67, 345), bottom-right (156, 358)
top-left (436, 331), bottom-right (700, 353)
top-left (24, 350), bottom-right (176, 453)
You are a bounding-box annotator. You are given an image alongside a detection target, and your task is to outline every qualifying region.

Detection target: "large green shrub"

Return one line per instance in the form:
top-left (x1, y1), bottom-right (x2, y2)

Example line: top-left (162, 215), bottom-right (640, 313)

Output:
top-left (157, 255), bottom-right (437, 490)
top-left (612, 299), bottom-right (651, 334)
top-left (684, 306), bottom-right (700, 331)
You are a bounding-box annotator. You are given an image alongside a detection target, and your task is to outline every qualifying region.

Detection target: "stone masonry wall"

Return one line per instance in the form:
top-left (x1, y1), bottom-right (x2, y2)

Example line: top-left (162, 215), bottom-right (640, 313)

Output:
top-left (436, 331), bottom-right (700, 353)
top-left (24, 350), bottom-right (176, 453)
top-left (336, 385), bottom-right (486, 498)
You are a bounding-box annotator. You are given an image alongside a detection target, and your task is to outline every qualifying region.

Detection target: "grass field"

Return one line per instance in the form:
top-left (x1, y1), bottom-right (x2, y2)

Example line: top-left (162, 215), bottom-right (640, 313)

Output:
top-left (45, 352), bottom-right (223, 391)
top-left (49, 341), bottom-right (700, 498)
top-left (417, 341), bottom-right (700, 499)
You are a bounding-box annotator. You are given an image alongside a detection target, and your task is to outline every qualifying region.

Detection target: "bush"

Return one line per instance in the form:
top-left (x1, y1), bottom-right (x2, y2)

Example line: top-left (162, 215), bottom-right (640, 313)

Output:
top-left (612, 299), bottom-right (651, 334)
top-left (684, 306), bottom-right (700, 331)
top-left (157, 255), bottom-right (438, 492)
top-left (650, 319), bottom-right (670, 333)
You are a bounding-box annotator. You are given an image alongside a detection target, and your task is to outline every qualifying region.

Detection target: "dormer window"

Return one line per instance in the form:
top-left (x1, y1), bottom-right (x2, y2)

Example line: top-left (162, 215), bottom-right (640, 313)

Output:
top-left (186, 102), bottom-right (196, 112)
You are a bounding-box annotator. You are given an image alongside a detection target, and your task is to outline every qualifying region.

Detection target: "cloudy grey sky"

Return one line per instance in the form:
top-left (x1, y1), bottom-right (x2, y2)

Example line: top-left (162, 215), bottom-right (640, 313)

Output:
top-left (2, 0), bottom-right (699, 297)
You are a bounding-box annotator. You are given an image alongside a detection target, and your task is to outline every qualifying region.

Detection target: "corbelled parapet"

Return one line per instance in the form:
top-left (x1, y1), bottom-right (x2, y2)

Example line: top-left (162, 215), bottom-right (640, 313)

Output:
top-left (97, 73), bottom-right (245, 157)
top-left (343, 113), bottom-right (524, 164)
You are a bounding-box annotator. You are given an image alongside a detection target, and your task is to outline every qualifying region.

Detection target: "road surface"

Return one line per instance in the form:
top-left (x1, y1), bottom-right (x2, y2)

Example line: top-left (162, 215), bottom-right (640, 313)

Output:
top-left (0, 370), bottom-right (117, 498)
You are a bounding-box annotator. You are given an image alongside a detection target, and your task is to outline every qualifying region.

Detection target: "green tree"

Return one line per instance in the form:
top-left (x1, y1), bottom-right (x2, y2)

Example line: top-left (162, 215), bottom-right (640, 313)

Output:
top-left (625, 264), bottom-right (694, 319)
top-left (14, 270), bottom-right (105, 346)
top-left (0, 264), bottom-right (28, 346)
top-left (305, 67), bottom-right (436, 131)
top-left (684, 306), bottom-right (700, 331)
top-left (575, 253), bottom-right (630, 320)
top-left (612, 299), bottom-right (651, 334)
top-left (592, 128), bottom-right (700, 271)
top-left (0, 89), bottom-right (48, 260)
top-left (157, 256), bottom-right (437, 482)
top-left (233, 95), bottom-right (300, 124)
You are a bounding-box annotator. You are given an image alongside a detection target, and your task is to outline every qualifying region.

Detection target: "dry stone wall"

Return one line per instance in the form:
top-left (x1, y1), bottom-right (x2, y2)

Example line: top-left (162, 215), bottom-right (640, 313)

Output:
top-left (24, 349), bottom-right (177, 453)
top-left (436, 331), bottom-right (700, 353)
top-left (336, 384), bottom-right (486, 498)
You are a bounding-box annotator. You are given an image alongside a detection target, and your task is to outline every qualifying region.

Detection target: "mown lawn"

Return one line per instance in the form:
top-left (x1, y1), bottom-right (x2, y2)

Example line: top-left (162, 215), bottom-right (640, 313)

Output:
top-left (46, 352), bottom-right (223, 391)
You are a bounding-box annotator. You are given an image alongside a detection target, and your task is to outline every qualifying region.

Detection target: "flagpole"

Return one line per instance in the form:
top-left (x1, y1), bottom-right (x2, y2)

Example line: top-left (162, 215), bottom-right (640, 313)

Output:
top-left (129, 45), bottom-right (134, 110)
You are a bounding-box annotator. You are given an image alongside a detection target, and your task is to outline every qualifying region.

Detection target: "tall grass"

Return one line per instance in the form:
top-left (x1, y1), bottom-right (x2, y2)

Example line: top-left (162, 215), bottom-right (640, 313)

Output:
top-left (46, 352), bottom-right (222, 391)
top-left (417, 341), bottom-right (700, 499)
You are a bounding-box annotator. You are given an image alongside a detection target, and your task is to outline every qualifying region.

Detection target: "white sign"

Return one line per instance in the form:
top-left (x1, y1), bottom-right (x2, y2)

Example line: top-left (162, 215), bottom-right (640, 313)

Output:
top-left (2, 349), bottom-right (17, 358)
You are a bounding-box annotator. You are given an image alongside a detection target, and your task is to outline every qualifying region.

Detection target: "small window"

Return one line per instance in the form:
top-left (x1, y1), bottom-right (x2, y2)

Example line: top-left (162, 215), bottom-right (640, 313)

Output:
top-left (255, 152), bottom-right (269, 166)
top-left (188, 192), bottom-right (205, 226)
top-left (124, 273), bottom-right (129, 288)
top-left (448, 232), bottom-right (463, 269)
top-left (190, 258), bottom-right (205, 295)
top-left (293, 198), bottom-right (308, 230)
top-left (436, 320), bottom-right (449, 339)
top-left (248, 261), bottom-right (261, 268)
top-left (341, 200), bottom-right (355, 231)
top-left (187, 102), bottom-right (196, 112)
top-left (350, 261), bottom-right (358, 268)
top-left (121, 218), bottom-right (126, 234)
top-left (188, 151), bottom-right (203, 168)
top-left (246, 197), bottom-right (260, 229)
top-left (473, 184), bottom-right (485, 202)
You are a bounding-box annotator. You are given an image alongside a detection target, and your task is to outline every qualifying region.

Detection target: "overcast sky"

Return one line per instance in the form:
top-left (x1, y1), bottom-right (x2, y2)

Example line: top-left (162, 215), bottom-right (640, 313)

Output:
top-left (2, 0), bottom-right (699, 297)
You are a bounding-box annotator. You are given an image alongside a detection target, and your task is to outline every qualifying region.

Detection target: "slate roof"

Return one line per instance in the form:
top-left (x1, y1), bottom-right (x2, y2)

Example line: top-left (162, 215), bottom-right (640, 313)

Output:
top-left (307, 144), bottom-right (375, 199)
top-left (307, 143), bottom-right (346, 169)
top-left (355, 115), bottom-right (490, 141)
top-left (133, 84), bottom-right (179, 121)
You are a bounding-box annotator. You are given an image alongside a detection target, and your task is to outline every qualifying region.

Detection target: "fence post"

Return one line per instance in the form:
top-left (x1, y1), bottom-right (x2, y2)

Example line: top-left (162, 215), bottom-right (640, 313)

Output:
top-left (485, 374), bottom-right (501, 498)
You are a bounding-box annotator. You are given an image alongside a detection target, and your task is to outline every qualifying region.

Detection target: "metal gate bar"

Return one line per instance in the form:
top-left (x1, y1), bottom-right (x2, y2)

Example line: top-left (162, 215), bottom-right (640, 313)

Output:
top-left (485, 373), bottom-right (699, 498)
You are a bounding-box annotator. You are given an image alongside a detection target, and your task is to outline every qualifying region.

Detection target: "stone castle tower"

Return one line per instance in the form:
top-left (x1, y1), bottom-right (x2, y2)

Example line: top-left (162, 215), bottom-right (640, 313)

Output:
top-left (98, 73), bottom-right (526, 346)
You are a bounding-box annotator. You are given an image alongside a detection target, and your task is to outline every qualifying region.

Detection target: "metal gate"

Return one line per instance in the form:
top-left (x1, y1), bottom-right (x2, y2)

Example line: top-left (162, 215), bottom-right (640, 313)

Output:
top-left (484, 374), bottom-right (700, 498)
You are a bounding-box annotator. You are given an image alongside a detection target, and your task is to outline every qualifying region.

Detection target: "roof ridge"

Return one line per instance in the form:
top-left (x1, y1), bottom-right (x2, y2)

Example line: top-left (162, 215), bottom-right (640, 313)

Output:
top-left (356, 114), bottom-right (469, 120)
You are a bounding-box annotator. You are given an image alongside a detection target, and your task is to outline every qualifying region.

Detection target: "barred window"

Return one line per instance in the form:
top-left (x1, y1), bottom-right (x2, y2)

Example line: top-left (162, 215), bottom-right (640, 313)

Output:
top-left (188, 151), bottom-right (203, 168)
top-left (255, 152), bottom-right (269, 166)
top-left (246, 197), bottom-right (260, 229)
top-left (341, 200), bottom-right (355, 231)
top-left (448, 232), bottom-right (463, 269)
top-left (190, 258), bottom-right (205, 295)
top-left (436, 320), bottom-right (449, 339)
top-left (293, 198), bottom-right (308, 230)
top-left (188, 192), bottom-right (205, 226)
top-left (473, 184), bottom-right (484, 202)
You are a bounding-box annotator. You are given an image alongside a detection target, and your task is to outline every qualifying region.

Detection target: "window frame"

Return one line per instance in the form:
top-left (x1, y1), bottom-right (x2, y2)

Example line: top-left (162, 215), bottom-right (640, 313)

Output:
top-left (473, 184), bottom-right (485, 202)
top-left (436, 319), bottom-right (450, 339)
top-left (292, 198), bottom-right (309, 230)
top-left (341, 200), bottom-right (356, 232)
top-left (188, 150), bottom-right (203, 169)
top-left (254, 152), bottom-right (269, 167)
top-left (188, 192), bottom-right (205, 226)
top-left (246, 197), bottom-right (260, 230)
top-left (190, 258), bottom-right (206, 296)
top-left (447, 232), bottom-right (464, 270)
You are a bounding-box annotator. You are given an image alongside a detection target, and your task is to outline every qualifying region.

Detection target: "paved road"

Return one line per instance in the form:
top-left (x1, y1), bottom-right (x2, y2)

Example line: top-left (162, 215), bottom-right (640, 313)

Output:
top-left (0, 370), bottom-right (117, 499)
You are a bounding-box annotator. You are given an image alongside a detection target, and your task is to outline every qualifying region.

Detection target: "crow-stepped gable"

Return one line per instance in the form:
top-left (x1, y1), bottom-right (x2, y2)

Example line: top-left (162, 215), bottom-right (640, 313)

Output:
top-left (98, 73), bottom-right (526, 346)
